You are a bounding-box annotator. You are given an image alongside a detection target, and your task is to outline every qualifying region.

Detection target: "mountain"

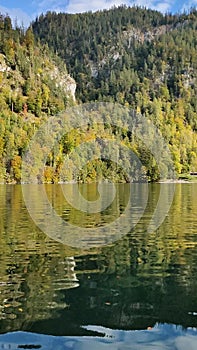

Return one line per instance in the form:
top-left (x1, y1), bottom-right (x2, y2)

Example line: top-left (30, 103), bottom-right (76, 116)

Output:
top-left (0, 7), bottom-right (197, 183)
top-left (32, 6), bottom-right (197, 104)
top-left (31, 6), bottom-right (197, 179)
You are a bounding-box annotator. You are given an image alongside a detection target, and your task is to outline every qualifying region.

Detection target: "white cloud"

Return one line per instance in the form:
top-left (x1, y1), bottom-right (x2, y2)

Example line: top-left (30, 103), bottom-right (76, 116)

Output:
top-left (153, 2), bottom-right (172, 13)
top-left (65, 0), bottom-right (173, 14)
top-left (129, 0), bottom-right (172, 13)
top-left (0, 5), bottom-right (32, 27)
top-left (30, 0), bottom-right (175, 23)
top-left (66, 0), bottom-right (129, 13)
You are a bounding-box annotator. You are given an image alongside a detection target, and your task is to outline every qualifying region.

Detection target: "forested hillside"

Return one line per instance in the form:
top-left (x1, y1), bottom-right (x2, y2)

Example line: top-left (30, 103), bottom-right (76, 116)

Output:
top-left (0, 7), bottom-right (197, 183)
top-left (32, 6), bottom-right (197, 179)
top-left (0, 14), bottom-right (75, 183)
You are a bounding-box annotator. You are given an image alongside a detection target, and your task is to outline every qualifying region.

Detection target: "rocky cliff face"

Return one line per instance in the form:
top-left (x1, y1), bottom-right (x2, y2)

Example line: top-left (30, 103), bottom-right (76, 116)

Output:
top-left (0, 44), bottom-right (76, 117)
top-left (49, 66), bottom-right (76, 101)
top-left (0, 54), bottom-right (10, 72)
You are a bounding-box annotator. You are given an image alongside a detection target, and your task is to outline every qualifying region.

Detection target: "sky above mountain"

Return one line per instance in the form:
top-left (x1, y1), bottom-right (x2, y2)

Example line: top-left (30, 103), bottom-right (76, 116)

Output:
top-left (0, 0), bottom-right (196, 27)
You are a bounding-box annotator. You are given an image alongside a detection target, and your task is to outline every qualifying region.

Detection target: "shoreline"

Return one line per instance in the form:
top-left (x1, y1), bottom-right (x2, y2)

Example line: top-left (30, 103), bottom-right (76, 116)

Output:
top-left (1, 178), bottom-right (197, 185)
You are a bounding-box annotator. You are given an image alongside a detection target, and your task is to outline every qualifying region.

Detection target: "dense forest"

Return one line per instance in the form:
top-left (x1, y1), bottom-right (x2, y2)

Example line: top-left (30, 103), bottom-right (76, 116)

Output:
top-left (0, 14), bottom-right (75, 183)
top-left (32, 6), bottom-right (197, 180)
top-left (0, 6), bottom-right (197, 183)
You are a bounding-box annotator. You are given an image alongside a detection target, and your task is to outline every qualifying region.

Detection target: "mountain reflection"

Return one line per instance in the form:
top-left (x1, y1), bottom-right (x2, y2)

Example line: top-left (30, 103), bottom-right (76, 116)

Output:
top-left (0, 184), bottom-right (197, 336)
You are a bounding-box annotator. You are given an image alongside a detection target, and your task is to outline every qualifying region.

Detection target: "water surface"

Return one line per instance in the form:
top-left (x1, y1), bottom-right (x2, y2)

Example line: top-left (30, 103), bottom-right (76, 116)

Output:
top-left (0, 184), bottom-right (197, 349)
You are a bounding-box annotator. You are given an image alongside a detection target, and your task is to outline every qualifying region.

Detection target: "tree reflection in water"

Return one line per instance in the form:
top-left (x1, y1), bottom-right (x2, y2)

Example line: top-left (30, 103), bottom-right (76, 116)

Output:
top-left (0, 184), bottom-right (197, 343)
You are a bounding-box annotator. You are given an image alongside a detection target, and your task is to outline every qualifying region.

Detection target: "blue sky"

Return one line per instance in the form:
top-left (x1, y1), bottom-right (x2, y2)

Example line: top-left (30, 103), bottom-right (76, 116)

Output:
top-left (0, 0), bottom-right (196, 27)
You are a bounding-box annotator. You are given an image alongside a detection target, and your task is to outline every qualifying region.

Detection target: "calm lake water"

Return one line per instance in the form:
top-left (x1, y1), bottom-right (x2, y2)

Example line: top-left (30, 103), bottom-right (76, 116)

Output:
top-left (1, 183), bottom-right (197, 349)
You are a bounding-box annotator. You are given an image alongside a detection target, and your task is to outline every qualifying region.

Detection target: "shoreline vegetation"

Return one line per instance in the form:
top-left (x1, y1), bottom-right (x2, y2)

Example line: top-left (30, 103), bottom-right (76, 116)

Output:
top-left (1, 175), bottom-right (197, 185)
top-left (0, 7), bottom-right (197, 184)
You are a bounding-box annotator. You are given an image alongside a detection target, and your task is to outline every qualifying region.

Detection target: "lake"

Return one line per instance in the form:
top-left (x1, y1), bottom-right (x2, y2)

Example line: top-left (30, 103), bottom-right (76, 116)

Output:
top-left (1, 183), bottom-right (197, 349)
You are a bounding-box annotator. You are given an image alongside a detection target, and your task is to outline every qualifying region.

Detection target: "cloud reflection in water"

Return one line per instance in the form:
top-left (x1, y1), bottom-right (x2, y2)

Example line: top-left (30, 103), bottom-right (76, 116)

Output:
top-left (1, 323), bottom-right (197, 350)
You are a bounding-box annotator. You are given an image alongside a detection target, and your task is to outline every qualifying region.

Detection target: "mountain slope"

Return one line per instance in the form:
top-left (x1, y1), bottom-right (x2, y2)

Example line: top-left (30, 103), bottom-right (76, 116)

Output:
top-left (32, 6), bottom-right (197, 176)
top-left (0, 14), bottom-right (76, 183)
top-left (32, 6), bottom-right (197, 102)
